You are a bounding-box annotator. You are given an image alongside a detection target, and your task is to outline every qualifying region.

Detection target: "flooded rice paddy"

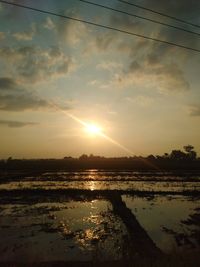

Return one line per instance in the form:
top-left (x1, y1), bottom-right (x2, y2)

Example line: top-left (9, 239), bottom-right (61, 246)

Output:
top-left (0, 170), bottom-right (200, 263)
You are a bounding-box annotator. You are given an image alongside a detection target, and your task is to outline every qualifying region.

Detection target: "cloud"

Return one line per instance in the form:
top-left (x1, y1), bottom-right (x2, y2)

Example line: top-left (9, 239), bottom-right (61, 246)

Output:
top-left (108, 59), bottom-right (190, 93)
top-left (0, 76), bottom-right (71, 112)
top-left (83, 31), bottom-right (118, 55)
top-left (97, 61), bottom-right (122, 72)
top-left (13, 24), bottom-right (36, 41)
top-left (105, 0), bottom-right (200, 94)
top-left (0, 45), bottom-right (75, 83)
top-left (147, 62), bottom-right (190, 92)
top-left (0, 119), bottom-right (38, 128)
top-left (0, 32), bottom-right (5, 40)
top-left (43, 17), bottom-right (56, 30)
top-left (0, 0), bottom-right (29, 21)
top-left (140, 0), bottom-right (200, 22)
top-left (126, 95), bottom-right (154, 107)
top-left (115, 0), bottom-right (200, 58)
top-left (110, 13), bottom-right (144, 33)
top-left (95, 32), bottom-right (116, 51)
top-left (0, 94), bottom-right (50, 111)
top-left (43, 11), bottom-right (89, 45)
top-left (115, 0), bottom-right (200, 39)
top-left (128, 61), bottom-right (142, 73)
top-left (0, 77), bottom-right (18, 91)
top-left (188, 105), bottom-right (200, 116)
top-left (77, 0), bottom-right (194, 94)
top-left (88, 80), bottom-right (100, 86)
top-left (0, 77), bottom-right (49, 111)
top-left (58, 19), bottom-right (89, 45)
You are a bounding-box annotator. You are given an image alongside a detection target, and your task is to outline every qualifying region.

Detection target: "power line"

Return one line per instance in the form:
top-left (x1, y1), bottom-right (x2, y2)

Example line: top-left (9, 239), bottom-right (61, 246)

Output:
top-left (0, 0), bottom-right (200, 53)
top-left (78, 0), bottom-right (200, 37)
top-left (118, 0), bottom-right (200, 29)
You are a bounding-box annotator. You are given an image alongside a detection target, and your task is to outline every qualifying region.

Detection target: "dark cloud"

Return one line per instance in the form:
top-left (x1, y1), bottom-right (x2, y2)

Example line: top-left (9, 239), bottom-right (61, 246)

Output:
top-left (0, 76), bottom-right (72, 112)
top-left (0, 76), bottom-right (54, 111)
top-left (152, 63), bottom-right (190, 92)
top-left (110, 13), bottom-right (144, 32)
top-left (0, 45), bottom-right (75, 83)
top-left (140, 0), bottom-right (200, 21)
top-left (0, 0), bottom-right (31, 21)
top-left (138, 0), bottom-right (200, 61)
top-left (0, 119), bottom-right (38, 128)
top-left (113, 0), bottom-right (200, 58)
top-left (115, 59), bottom-right (190, 93)
top-left (0, 77), bottom-right (18, 91)
top-left (0, 94), bottom-right (49, 111)
top-left (107, 0), bottom-right (199, 93)
top-left (85, 11), bottom-right (144, 54)
top-left (128, 61), bottom-right (142, 73)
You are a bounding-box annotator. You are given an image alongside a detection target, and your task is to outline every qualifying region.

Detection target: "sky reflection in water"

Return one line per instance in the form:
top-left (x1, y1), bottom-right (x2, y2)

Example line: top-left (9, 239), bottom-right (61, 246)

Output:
top-left (0, 171), bottom-right (199, 261)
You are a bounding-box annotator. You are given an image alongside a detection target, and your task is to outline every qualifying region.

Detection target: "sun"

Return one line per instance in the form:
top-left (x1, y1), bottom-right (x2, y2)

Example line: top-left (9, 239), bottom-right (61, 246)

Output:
top-left (85, 123), bottom-right (102, 135)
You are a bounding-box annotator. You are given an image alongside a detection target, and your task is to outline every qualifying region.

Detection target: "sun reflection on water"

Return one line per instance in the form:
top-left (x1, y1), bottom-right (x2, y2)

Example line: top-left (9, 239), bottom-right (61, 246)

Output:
top-left (87, 170), bottom-right (99, 191)
top-left (88, 181), bottom-right (96, 191)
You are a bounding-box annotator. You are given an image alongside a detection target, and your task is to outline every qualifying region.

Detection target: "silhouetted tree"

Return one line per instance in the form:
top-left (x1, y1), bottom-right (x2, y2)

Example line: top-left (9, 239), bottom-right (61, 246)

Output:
top-left (184, 145), bottom-right (194, 153)
top-left (147, 155), bottom-right (156, 160)
top-left (170, 150), bottom-right (187, 160)
top-left (163, 153), bottom-right (169, 158)
top-left (79, 154), bottom-right (88, 160)
top-left (7, 156), bottom-right (12, 162)
top-left (183, 145), bottom-right (197, 160)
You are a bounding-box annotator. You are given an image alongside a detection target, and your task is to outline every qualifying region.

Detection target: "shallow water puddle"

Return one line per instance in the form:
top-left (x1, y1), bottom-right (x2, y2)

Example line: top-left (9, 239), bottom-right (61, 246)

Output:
top-left (0, 192), bottom-right (200, 262)
top-left (123, 195), bottom-right (200, 252)
top-left (0, 180), bottom-right (199, 192)
top-left (0, 200), bottom-right (128, 262)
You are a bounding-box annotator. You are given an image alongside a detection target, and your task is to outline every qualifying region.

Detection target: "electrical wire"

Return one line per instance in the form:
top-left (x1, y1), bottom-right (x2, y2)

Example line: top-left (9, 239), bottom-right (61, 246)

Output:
top-left (0, 0), bottom-right (200, 53)
top-left (118, 0), bottom-right (200, 29)
top-left (78, 0), bottom-right (200, 37)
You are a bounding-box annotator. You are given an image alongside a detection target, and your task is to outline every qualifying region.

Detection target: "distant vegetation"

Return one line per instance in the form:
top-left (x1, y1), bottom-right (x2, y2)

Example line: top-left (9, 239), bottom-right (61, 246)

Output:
top-left (0, 145), bottom-right (200, 172)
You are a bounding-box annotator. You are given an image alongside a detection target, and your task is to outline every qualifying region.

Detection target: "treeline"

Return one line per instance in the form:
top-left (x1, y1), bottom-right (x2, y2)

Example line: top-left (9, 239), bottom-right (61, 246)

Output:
top-left (0, 145), bottom-right (200, 171)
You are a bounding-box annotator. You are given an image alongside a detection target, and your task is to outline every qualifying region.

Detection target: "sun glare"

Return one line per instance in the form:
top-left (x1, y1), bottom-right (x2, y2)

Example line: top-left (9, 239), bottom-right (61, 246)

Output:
top-left (85, 123), bottom-right (102, 135)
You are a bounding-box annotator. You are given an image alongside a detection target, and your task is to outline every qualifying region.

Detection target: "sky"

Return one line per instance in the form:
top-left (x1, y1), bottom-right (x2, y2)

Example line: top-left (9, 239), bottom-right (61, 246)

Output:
top-left (0, 0), bottom-right (200, 159)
